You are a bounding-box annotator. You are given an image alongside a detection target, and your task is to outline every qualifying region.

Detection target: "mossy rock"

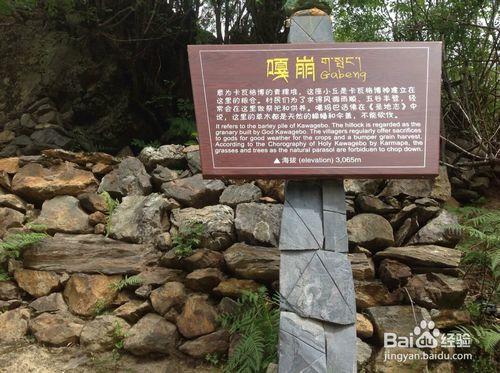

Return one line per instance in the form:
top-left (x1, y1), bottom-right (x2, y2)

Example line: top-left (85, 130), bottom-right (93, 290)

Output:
top-left (284, 0), bottom-right (332, 16)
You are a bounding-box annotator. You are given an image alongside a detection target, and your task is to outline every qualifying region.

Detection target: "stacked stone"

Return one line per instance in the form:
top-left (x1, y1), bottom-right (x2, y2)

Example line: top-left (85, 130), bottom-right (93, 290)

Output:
top-left (0, 143), bottom-right (472, 372)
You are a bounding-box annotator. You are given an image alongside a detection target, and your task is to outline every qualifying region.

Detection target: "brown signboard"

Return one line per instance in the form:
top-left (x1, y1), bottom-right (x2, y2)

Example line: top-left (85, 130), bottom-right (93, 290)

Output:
top-left (188, 42), bottom-right (442, 178)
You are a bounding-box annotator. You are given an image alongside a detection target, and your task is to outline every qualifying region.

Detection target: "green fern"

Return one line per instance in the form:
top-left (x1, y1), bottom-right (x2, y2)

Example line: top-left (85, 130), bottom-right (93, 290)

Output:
top-left (456, 325), bottom-right (500, 354)
top-left (110, 275), bottom-right (143, 292)
top-left (0, 268), bottom-right (10, 282)
top-left (100, 191), bottom-right (119, 237)
top-left (172, 221), bottom-right (204, 258)
top-left (0, 232), bottom-right (48, 262)
top-left (220, 288), bottom-right (279, 373)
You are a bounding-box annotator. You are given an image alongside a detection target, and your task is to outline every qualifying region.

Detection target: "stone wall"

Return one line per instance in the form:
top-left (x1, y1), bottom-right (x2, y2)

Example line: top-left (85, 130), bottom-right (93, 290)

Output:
top-left (0, 146), bottom-right (470, 372)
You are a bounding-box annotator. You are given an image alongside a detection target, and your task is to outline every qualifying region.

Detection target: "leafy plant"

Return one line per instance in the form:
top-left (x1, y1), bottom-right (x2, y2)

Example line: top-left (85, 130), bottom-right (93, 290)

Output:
top-left (92, 299), bottom-right (111, 316)
top-left (219, 288), bottom-right (279, 373)
top-left (111, 275), bottom-right (143, 292)
top-left (172, 221), bottom-right (204, 258)
top-left (100, 191), bottom-right (119, 237)
top-left (0, 231), bottom-right (48, 262)
top-left (456, 324), bottom-right (500, 355)
top-left (130, 138), bottom-right (161, 150)
top-left (113, 320), bottom-right (128, 352)
top-left (0, 268), bottom-right (10, 282)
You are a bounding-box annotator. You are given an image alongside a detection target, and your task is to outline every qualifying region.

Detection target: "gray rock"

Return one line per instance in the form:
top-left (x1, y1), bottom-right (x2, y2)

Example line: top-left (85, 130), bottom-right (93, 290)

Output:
top-left (98, 157), bottom-right (152, 197)
top-left (171, 205), bottom-right (235, 251)
top-left (404, 273), bottom-right (467, 309)
top-left (186, 149), bottom-right (201, 174)
top-left (394, 215), bottom-right (419, 246)
top-left (356, 338), bottom-right (372, 370)
top-left (34, 195), bottom-right (92, 234)
top-left (109, 193), bottom-right (170, 243)
top-left (355, 195), bottom-right (398, 214)
top-left (0, 207), bottom-right (24, 238)
top-left (379, 166), bottom-right (451, 201)
top-left (78, 192), bottom-right (108, 213)
top-left (375, 245), bottom-right (462, 268)
top-left (408, 210), bottom-right (459, 247)
top-left (30, 128), bottom-right (71, 148)
top-left (29, 312), bottom-right (84, 346)
top-left (279, 311), bottom-right (326, 373)
top-left (124, 313), bottom-right (178, 355)
top-left (281, 250), bottom-right (356, 325)
top-left (224, 242), bottom-right (280, 282)
top-left (151, 165), bottom-right (184, 188)
top-left (344, 179), bottom-right (384, 195)
top-left (80, 315), bottom-right (130, 352)
top-left (23, 234), bottom-right (160, 274)
top-left (325, 323), bottom-right (357, 373)
top-left (235, 202), bottom-right (283, 247)
top-left (347, 213), bottom-right (394, 251)
top-left (138, 145), bottom-right (186, 170)
top-left (366, 305), bottom-right (431, 345)
top-left (20, 113), bottom-right (36, 130)
top-left (162, 174), bottom-right (226, 208)
top-left (29, 293), bottom-right (68, 313)
top-left (219, 183), bottom-right (262, 207)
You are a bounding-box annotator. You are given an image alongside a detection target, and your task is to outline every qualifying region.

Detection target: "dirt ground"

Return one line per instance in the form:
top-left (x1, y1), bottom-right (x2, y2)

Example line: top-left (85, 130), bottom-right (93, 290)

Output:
top-left (0, 340), bottom-right (219, 373)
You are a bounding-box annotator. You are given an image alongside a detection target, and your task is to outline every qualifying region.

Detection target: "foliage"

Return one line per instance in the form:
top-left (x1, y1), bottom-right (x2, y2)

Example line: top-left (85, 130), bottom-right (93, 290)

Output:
top-left (457, 324), bottom-right (500, 355)
top-left (0, 231), bottom-right (48, 262)
top-left (130, 138), bottom-right (161, 150)
top-left (219, 288), bottom-right (279, 373)
top-left (100, 191), bottom-right (119, 237)
top-left (92, 299), bottom-right (111, 316)
top-left (172, 221), bottom-right (204, 258)
top-left (111, 275), bottom-right (143, 292)
top-left (332, 0), bottom-right (499, 171)
top-left (0, 268), bottom-right (10, 282)
top-left (448, 206), bottom-right (500, 301)
top-left (113, 320), bottom-right (128, 352)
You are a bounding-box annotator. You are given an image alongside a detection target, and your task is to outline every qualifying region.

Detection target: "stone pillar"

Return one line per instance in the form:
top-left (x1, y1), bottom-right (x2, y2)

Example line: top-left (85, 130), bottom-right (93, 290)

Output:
top-left (278, 14), bottom-right (357, 373)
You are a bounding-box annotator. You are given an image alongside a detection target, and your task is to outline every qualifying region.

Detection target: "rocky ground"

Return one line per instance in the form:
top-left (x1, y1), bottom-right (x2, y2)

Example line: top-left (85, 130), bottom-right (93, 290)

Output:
top-left (0, 143), bottom-right (497, 372)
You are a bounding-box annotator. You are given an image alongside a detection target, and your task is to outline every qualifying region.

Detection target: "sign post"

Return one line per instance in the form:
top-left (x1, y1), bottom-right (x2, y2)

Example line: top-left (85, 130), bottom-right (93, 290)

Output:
top-left (188, 18), bottom-right (441, 372)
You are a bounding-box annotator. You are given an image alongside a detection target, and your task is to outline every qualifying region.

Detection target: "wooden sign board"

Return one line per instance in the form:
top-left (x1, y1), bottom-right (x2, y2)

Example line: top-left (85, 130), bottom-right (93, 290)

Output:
top-left (188, 42), bottom-right (442, 178)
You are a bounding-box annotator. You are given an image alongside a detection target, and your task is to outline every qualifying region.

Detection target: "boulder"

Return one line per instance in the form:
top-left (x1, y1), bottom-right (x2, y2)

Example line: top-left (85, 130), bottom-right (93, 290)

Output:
top-left (89, 211), bottom-right (106, 225)
top-left (404, 273), bottom-right (467, 309)
top-left (347, 214), bottom-right (394, 251)
top-left (0, 281), bottom-right (21, 300)
top-left (235, 203), bottom-right (283, 247)
top-left (372, 348), bottom-right (427, 372)
top-left (29, 293), bottom-right (68, 313)
top-left (0, 308), bottom-right (30, 342)
top-left (179, 329), bottom-right (230, 358)
top-left (378, 259), bottom-right (412, 290)
top-left (136, 267), bottom-right (185, 286)
top-left (11, 162), bottom-right (98, 202)
top-left (0, 207), bottom-right (24, 238)
top-left (379, 166), bottom-right (451, 201)
top-left (213, 278), bottom-right (261, 298)
top-left (41, 149), bottom-right (117, 166)
top-left (394, 215), bottom-right (419, 246)
top-left (185, 268), bottom-right (225, 292)
top-left (356, 313), bottom-right (374, 339)
top-left (355, 195), bottom-right (398, 214)
top-left (177, 295), bottom-right (218, 338)
top-left (98, 157), bottom-right (152, 197)
top-left (375, 245), bottom-right (462, 268)
top-left (150, 281), bottom-right (187, 316)
top-left (77, 192), bottom-right (108, 213)
top-left (80, 315), bottom-right (131, 352)
top-left (124, 313), bottom-right (178, 355)
top-left (63, 274), bottom-right (121, 316)
top-left (224, 242), bottom-right (280, 282)
top-left (344, 179), bottom-right (384, 195)
top-left (219, 183), bottom-right (262, 207)
top-left (408, 210), bottom-right (460, 247)
top-left (13, 269), bottom-right (61, 298)
top-left (429, 309), bottom-right (471, 330)
top-left (356, 338), bottom-right (372, 370)
top-left (162, 174), bottom-right (225, 208)
top-left (151, 165), bottom-right (184, 188)
top-left (355, 280), bottom-right (397, 309)
top-left (348, 253), bottom-right (375, 281)
top-left (109, 193), bottom-right (170, 243)
top-left (138, 145), bottom-right (186, 170)
top-left (30, 128), bottom-right (71, 148)
top-left (23, 234), bottom-right (160, 274)
top-left (113, 300), bottom-right (152, 323)
top-left (161, 248), bottom-right (224, 271)
top-left (0, 194), bottom-right (27, 212)
top-left (0, 157), bottom-right (20, 174)
top-left (186, 149), bottom-right (201, 174)
top-left (29, 312), bottom-right (84, 346)
top-left (0, 129), bottom-right (15, 143)
top-left (33, 196), bottom-right (92, 234)
top-left (171, 205), bottom-right (235, 251)
top-left (366, 305), bottom-right (431, 345)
